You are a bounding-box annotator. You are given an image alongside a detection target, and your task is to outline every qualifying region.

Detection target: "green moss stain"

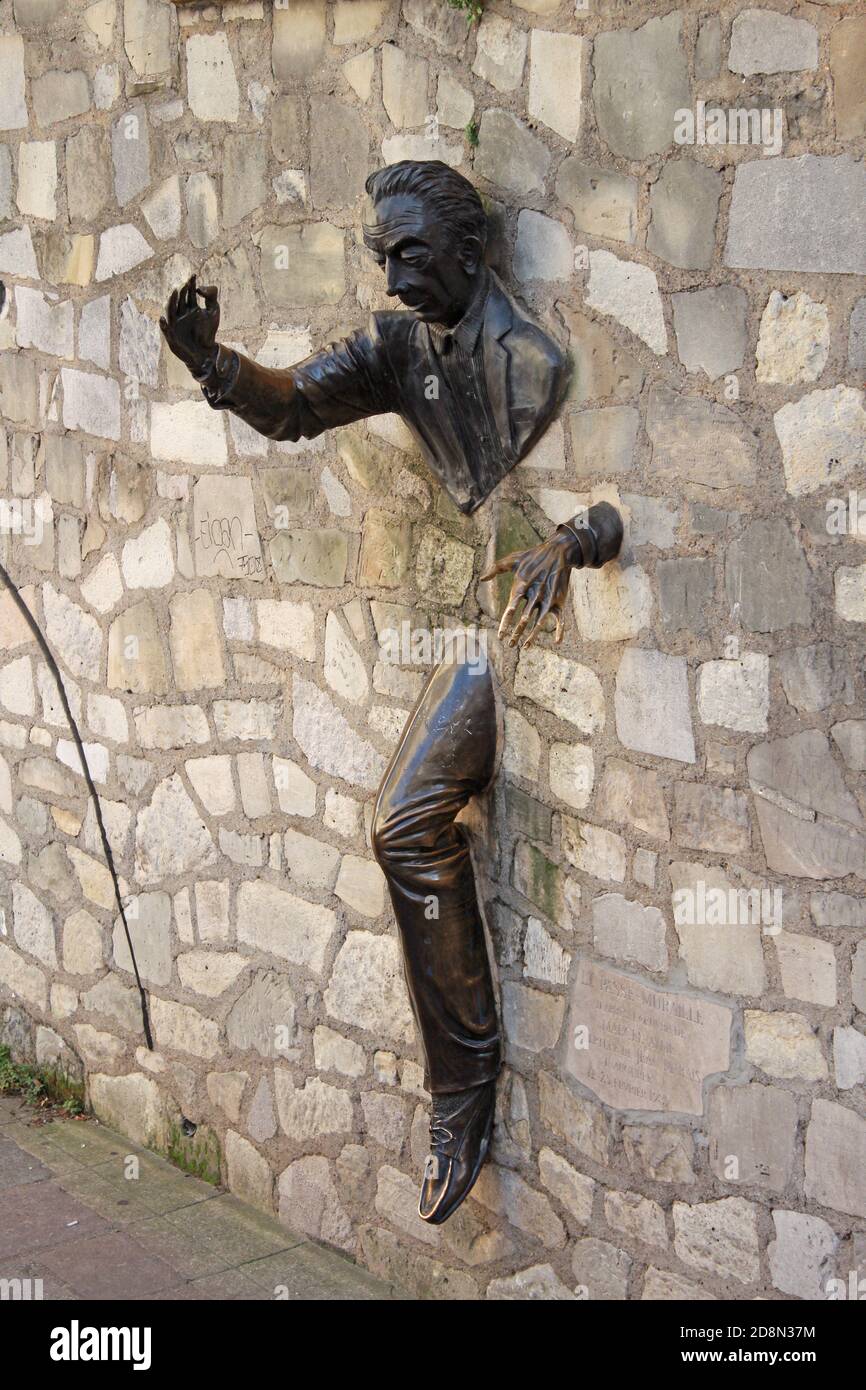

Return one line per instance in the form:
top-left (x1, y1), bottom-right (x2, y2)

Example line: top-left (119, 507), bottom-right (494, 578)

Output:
top-left (165, 1122), bottom-right (221, 1185)
top-left (0, 1045), bottom-right (85, 1115)
top-left (493, 503), bottom-right (542, 618)
top-left (513, 842), bottom-right (564, 921)
top-left (448, 0), bottom-right (483, 25)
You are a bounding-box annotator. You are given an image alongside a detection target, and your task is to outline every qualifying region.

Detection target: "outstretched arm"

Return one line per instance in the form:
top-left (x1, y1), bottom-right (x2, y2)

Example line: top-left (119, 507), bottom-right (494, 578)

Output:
top-left (480, 501), bottom-right (623, 649)
top-left (160, 275), bottom-right (394, 443)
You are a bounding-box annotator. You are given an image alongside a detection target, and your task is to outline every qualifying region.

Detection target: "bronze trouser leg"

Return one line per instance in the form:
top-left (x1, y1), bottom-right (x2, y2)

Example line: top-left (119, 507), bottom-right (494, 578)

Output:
top-left (371, 652), bottom-right (501, 1095)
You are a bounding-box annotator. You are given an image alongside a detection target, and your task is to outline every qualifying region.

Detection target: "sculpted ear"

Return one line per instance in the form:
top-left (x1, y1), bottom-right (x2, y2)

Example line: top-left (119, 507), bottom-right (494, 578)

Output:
top-left (458, 235), bottom-right (483, 276)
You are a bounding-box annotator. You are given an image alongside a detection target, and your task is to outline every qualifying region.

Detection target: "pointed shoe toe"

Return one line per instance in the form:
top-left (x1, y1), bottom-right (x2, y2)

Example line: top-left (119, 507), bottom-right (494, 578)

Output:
top-left (417, 1079), bottom-right (496, 1225)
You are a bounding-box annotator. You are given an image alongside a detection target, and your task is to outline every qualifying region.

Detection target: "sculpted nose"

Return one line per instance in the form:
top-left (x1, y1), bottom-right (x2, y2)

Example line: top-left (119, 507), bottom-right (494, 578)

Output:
top-left (385, 261), bottom-right (405, 298)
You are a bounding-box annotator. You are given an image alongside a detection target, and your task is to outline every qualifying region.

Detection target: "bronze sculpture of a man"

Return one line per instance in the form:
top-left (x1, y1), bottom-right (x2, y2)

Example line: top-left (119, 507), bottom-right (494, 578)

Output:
top-left (161, 161), bottom-right (622, 1225)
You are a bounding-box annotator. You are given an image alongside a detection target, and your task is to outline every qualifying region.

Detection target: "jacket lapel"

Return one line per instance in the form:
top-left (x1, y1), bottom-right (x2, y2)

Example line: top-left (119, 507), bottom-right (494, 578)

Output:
top-left (483, 279), bottom-right (514, 461)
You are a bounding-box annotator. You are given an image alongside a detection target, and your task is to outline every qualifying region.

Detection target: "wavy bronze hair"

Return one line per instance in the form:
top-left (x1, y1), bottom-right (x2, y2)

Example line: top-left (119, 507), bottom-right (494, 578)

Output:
top-left (364, 160), bottom-right (488, 254)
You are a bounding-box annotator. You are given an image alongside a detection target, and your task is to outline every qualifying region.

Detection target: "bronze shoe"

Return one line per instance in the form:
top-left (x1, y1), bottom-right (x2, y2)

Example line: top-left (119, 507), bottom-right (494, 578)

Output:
top-left (418, 1079), bottom-right (496, 1225)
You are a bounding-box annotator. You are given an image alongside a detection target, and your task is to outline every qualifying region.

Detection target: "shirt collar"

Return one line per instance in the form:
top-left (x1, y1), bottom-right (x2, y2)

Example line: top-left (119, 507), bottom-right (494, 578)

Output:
top-left (428, 269), bottom-right (490, 357)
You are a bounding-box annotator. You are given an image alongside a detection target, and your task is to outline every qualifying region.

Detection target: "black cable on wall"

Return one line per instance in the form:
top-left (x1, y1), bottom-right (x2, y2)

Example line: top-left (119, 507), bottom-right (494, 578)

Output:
top-left (0, 557), bottom-right (153, 1050)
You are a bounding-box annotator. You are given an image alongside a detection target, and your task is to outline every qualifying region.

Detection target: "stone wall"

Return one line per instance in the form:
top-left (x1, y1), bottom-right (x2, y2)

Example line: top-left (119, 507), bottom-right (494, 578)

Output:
top-left (0, 0), bottom-right (864, 1300)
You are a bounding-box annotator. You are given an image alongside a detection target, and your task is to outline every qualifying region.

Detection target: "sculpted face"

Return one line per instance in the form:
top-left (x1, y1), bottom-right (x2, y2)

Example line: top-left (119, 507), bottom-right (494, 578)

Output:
top-left (363, 192), bottom-right (480, 327)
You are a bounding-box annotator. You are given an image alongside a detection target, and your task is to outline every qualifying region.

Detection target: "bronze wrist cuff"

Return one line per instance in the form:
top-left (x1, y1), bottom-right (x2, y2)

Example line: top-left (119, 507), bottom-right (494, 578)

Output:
top-left (558, 501), bottom-right (624, 570)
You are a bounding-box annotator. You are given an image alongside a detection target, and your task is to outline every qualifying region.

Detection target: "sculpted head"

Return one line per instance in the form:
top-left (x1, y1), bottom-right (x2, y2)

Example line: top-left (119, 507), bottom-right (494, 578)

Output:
top-left (363, 161), bottom-right (488, 327)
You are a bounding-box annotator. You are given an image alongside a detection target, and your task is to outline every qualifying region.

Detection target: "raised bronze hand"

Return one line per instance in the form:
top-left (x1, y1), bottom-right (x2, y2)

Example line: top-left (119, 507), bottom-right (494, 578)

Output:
top-left (480, 530), bottom-right (579, 649)
top-left (159, 274), bottom-right (221, 376)
top-left (481, 503), bottom-right (624, 649)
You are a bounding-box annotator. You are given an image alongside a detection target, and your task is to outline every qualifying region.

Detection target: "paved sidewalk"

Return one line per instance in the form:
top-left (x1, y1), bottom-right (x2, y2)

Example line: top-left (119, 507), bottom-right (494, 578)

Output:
top-left (0, 1095), bottom-right (398, 1301)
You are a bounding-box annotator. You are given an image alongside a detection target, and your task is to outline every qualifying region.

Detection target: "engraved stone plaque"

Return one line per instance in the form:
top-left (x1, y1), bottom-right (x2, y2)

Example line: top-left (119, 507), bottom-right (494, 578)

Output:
top-left (563, 958), bottom-right (732, 1115)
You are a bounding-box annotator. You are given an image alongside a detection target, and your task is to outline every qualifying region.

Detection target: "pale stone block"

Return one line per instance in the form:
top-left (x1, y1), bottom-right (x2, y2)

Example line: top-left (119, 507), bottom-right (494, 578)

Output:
top-left (284, 828), bottom-right (340, 891)
top-left (272, 2), bottom-right (327, 82)
top-left (293, 675), bottom-right (385, 790)
top-left (314, 1025), bottom-right (365, 1078)
top-left (0, 226), bottom-right (39, 279)
top-left (501, 981), bottom-right (564, 1054)
top-left (615, 647), bottom-right (695, 762)
top-left (150, 996), bottom-right (219, 1059)
top-left (186, 755), bottom-right (235, 816)
top-left (835, 565), bottom-right (866, 623)
top-left (16, 142), bottom-right (57, 220)
top-left (134, 705), bottom-right (209, 750)
top-left (236, 880), bottom-right (336, 976)
top-left (32, 69), bottom-right (90, 126)
top-left (121, 516), bottom-right (174, 589)
top-left (556, 159), bottom-right (637, 245)
top-left (225, 1130), bottom-right (272, 1214)
top-left (382, 44), bottom-right (428, 128)
top-left (673, 1197), bottom-right (760, 1285)
top-left (804, 1098), bottom-right (866, 1218)
top-left (562, 819), bottom-right (626, 884)
top-left (333, 0), bottom-right (386, 45)
top-left (207, 1071), bottom-right (248, 1123)
top-left (273, 756), bottom-right (316, 818)
top-left (604, 1189), bottom-right (667, 1248)
top-left (775, 931), bottom-right (836, 1007)
top-left (278, 1155), bottom-right (352, 1251)
top-left (513, 210), bottom-right (572, 283)
top-left (725, 156), bottom-right (866, 276)
top-left (13, 882), bottom-right (57, 967)
top-left (570, 561), bottom-right (652, 640)
top-left (151, 400), bottom-right (227, 468)
top-left (585, 250), bottom-right (667, 355)
top-left (107, 600), bottom-right (169, 695)
top-left (472, 13), bottom-right (527, 93)
top-left (0, 655), bottom-right (34, 717)
top-left (774, 387), bottom-right (866, 498)
top-left (95, 224), bottom-right (153, 280)
top-left (503, 708), bottom-right (541, 783)
top-left (697, 653), bottom-right (769, 733)
top-left (43, 582), bottom-right (103, 681)
top-left (275, 1071), bottom-right (353, 1142)
top-left (528, 29), bottom-right (582, 141)
top-left (729, 9), bottom-right (818, 75)
top-left (0, 35), bottom-right (27, 130)
top-left (324, 611), bottom-right (368, 702)
top-left (135, 774), bottom-right (217, 884)
top-left (592, 892), bottom-right (667, 972)
top-left (538, 1147), bottom-right (594, 1225)
top-left (169, 588), bottom-right (225, 689)
top-left (61, 369), bottom-right (120, 441)
top-left (514, 647), bottom-right (604, 735)
top-left (834, 1025), bottom-right (866, 1091)
top-left (592, 13), bottom-right (689, 161)
top-left (177, 950), bottom-right (248, 999)
top-left (548, 741), bottom-right (593, 811)
top-left (186, 32), bottom-right (239, 122)
top-left (335, 855), bottom-right (385, 918)
top-left (0, 940), bottom-right (47, 1011)
top-left (194, 879), bottom-right (231, 943)
top-left (113, 890), bottom-right (171, 986)
top-left (78, 295), bottom-right (111, 370)
top-left (768, 1210), bottom-right (838, 1300)
top-left (523, 917), bottom-right (569, 986)
top-left (708, 1083), bottom-right (797, 1192)
top-left (757, 291), bottom-right (829, 386)
top-left (745, 1010), bottom-right (828, 1082)
top-left (573, 1239), bottom-right (632, 1300)
top-left (596, 758), bottom-right (668, 840)
top-left (437, 73), bottom-right (473, 128)
top-left (324, 929), bottom-right (414, 1043)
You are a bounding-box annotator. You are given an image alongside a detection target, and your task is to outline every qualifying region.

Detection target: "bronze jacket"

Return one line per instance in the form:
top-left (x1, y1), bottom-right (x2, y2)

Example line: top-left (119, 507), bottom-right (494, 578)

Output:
top-left (199, 272), bottom-right (567, 515)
